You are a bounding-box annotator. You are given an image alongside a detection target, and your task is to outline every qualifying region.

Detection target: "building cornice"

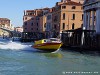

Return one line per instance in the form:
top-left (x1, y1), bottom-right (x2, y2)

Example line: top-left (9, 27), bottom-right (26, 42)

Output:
top-left (61, 10), bottom-right (83, 12)
top-left (83, 1), bottom-right (100, 11)
top-left (83, 1), bottom-right (100, 7)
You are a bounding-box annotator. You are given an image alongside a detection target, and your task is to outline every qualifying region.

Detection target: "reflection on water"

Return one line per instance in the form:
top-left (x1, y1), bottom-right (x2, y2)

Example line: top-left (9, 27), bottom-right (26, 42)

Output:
top-left (61, 48), bottom-right (100, 57)
top-left (79, 51), bottom-right (100, 57)
top-left (43, 53), bottom-right (63, 58)
top-left (0, 39), bottom-right (100, 75)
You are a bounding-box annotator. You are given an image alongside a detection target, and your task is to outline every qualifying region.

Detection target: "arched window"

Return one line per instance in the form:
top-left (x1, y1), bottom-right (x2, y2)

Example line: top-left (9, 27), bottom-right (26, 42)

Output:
top-left (72, 23), bottom-right (75, 29)
top-left (72, 6), bottom-right (76, 9)
top-left (31, 23), bottom-right (33, 26)
top-left (81, 24), bottom-right (83, 28)
top-left (63, 13), bottom-right (65, 20)
top-left (24, 22), bottom-right (27, 25)
top-left (72, 14), bottom-right (75, 20)
top-left (62, 23), bottom-right (65, 29)
top-left (82, 14), bottom-right (83, 20)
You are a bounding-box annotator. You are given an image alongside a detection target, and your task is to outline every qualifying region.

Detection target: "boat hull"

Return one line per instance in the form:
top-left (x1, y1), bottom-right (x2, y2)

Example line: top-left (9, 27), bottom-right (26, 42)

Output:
top-left (32, 43), bottom-right (62, 52)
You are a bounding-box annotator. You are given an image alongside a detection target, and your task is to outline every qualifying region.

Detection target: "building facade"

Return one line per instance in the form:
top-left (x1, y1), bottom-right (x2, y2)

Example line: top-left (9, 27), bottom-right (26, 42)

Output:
top-left (45, 9), bottom-right (53, 38)
top-left (23, 8), bottom-right (50, 39)
top-left (52, 0), bottom-right (83, 37)
top-left (23, 9), bottom-right (42, 39)
top-left (23, 0), bottom-right (83, 39)
top-left (71, 0), bottom-right (84, 4)
top-left (23, 9), bottom-right (42, 32)
top-left (14, 27), bottom-right (23, 32)
top-left (83, 0), bottom-right (100, 34)
top-left (38, 8), bottom-right (50, 33)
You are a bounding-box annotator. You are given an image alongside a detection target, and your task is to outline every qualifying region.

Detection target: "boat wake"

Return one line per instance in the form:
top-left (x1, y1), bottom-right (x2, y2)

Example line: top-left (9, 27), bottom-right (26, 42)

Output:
top-left (0, 41), bottom-right (36, 51)
top-left (51, 49), bottom-right (60, 53)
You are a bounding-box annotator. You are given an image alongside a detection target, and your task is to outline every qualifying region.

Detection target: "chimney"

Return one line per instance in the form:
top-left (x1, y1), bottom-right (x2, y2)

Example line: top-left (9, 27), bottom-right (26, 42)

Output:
top-left (61, 0), bottom-right (71, 3)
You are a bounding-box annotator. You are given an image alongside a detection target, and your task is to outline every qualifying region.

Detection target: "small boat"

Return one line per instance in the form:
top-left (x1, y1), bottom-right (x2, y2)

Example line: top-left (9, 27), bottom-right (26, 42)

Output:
top-left (32, 38), bottom-right (63, 52)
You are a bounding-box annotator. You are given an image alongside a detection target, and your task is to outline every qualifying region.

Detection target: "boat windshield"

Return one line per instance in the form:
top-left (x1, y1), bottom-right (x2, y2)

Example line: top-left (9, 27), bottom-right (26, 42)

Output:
top-left (50, 38), bottom-right (60, 41)
top-left (44, 38), bottom-right (61, 43)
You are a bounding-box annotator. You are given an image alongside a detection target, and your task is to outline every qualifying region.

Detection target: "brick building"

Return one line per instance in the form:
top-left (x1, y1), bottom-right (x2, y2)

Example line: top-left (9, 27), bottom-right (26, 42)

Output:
top-left (23, 8), bottom-right (51, 39)
top-left (23, 9), bottom-right (42, 32)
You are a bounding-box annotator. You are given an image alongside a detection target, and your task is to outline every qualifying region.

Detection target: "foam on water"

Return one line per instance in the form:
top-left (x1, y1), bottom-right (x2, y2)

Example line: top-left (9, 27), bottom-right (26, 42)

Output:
top-left (0, 40), bottom-right (35, 51)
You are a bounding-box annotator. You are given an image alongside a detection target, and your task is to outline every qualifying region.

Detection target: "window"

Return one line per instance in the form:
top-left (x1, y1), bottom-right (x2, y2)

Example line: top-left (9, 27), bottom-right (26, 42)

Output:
top-left (47, 15), bottom-right (51, 20)
top-left (81, 6), bottom-right (83, 10)
top-left (44, 23), bottom-right (46, 28)
top-left (63, 13), bottom-right (65, 20)
top-left (24, 22), bottom-right (27, 25)
top-left (30, 13), bottom-right (32, 15)
top-left (47, 23), bottom-right (51, 30)
top-left (82, 14), bottom-right (83, 20)
top-left (72, 23), bottom-right (75, 29)
top-left (62, 23), bottom-right (65, 29)
top-left (25, 17), bottom-right (27, 20)
top-left (31, 23), bottom-right (33, 26)
top-left (31, 18), bottom-right (34, 20)
top-left (54, 24), bottom-right (56, 29)
top-left (36, 17), bottom-right (39, 20)
top-left (54, 16), bottom-right (58, 22)
top-left (28, 13), bottom-right (30, 15)
top-left (72, 6), bottom-right (76, 9)
top-left (37, 23), bottom-right (38, 26)
top-left (25, 28), bottom-right (27, 30)
top-left (81, 24), bottom-right (83, 28)
top-left (94, 16), bottom-right (96, 21)
top-left (62, 6), bottom-right (66, 9)
top-left (72, 14), bottom-right (75, 20)
top-left (31, 28), bottom-right (33, 30)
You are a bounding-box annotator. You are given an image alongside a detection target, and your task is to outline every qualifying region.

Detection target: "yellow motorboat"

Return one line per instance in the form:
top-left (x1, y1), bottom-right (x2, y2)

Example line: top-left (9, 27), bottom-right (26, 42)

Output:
top-left (32, 38), bottom-right (63, 52)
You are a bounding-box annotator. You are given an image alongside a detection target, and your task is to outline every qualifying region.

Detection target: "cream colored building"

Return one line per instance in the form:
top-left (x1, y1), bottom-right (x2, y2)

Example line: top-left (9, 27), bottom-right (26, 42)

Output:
top-left (52, 0), bottom-right (83, 37)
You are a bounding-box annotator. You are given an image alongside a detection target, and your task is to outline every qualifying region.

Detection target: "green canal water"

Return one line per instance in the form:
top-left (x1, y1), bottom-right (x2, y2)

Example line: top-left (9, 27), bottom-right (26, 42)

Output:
top-left (0, 39), bottom-right (100, 75)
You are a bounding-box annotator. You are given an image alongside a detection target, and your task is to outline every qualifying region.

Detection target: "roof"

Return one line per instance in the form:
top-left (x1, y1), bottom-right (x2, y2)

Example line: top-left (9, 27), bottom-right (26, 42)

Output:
top-left (42, 7), bottom-right (50, 10)
top-left (26, 10), bottom-right (34, 12)
top-left (26, 7), bottom-right (50, 12)
top-left (60, 1), bottom-right (82, 6)
top-left (15, 27), bottom-right (23, 28)
top-left (0, 18), bottom-right (10, 21)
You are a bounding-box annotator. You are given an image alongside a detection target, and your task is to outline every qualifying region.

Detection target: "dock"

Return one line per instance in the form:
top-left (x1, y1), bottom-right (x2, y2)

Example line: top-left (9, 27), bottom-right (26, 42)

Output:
top-left (61, 28), bottom-right (100, 51)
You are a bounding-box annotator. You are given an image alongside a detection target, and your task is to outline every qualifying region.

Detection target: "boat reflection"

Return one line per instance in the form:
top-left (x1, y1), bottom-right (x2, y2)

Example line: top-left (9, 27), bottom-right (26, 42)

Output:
top-left (43, 53), bottom-right (63, 58)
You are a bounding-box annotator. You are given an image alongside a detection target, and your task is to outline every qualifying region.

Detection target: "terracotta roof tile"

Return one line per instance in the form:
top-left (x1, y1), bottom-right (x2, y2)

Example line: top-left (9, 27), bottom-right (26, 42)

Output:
top-left (66, 1), bottom-right (82, 5)
top-left (60, 1), bottom-right (82, 6)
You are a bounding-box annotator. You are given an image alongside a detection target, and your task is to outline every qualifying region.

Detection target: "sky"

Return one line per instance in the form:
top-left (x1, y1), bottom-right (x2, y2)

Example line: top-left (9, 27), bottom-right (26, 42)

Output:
top-left (0, 0), bottom-right (60, 27)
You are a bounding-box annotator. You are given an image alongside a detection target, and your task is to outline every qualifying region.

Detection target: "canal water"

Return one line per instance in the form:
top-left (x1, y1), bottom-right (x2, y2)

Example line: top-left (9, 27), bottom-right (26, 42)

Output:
top-left (0, 38), bottom-right (100, 75)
